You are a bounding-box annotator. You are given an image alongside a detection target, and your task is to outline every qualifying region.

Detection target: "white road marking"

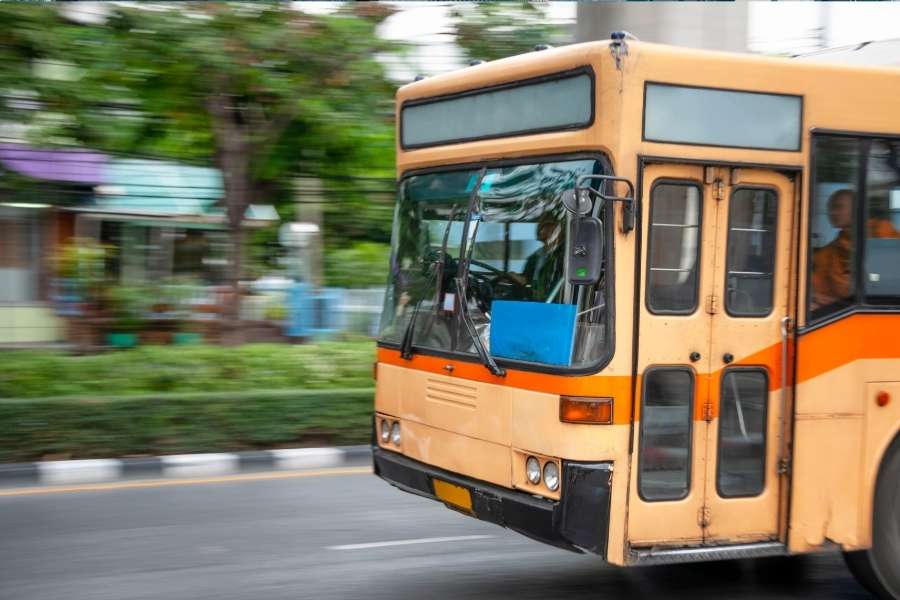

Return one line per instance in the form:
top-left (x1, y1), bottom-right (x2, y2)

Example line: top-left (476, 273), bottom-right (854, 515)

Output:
top-left (328, 535), bottom-right (494, 551)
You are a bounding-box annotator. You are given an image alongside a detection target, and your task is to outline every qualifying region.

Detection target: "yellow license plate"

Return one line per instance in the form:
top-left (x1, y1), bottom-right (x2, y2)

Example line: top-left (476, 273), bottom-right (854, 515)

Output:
top-left (433, 478), bottom-right (473, 512)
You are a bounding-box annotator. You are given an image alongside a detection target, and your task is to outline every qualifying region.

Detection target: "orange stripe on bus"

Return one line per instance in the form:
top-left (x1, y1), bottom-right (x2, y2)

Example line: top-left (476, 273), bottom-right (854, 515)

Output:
top-left (376, 347), bottom-right (634, 424)
top-left (796, 313), bottom-right (900, 383)
top-left (378, 313), bottom-right (900, 424)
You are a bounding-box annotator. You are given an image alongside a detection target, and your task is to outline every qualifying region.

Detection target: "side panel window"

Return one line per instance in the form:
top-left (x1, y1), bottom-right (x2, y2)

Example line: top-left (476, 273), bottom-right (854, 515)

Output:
top-left (647, 183), bottom-right (702, 314)
top-left (725, 189), bottom-right (778, 316)
top-left (809, 136), bottom-right (860, 320)
top-left (639, 368), bottom-right (694, 501)
top-left (863, 140), bottom-right (900, 305)
top-left (717, 369), bottom-right (769, 498)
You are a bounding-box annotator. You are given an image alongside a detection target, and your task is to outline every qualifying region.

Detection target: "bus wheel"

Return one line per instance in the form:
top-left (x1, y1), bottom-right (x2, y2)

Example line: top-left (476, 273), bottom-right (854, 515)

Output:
top-left (844, 438), bottom-right (900, 600)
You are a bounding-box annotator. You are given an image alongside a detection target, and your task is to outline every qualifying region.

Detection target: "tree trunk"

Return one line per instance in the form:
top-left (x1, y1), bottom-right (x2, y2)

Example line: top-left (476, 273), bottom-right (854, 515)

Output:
top-left (208, 92), bottom-right (252, 345)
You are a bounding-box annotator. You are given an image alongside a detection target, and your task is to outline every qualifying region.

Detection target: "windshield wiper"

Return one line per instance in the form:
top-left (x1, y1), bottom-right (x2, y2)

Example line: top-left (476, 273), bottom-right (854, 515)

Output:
top-left (400, 205), bottom-right (460, 361)
top-left (431, 205), bottom-right (460, 315)
top-left (455, 277), bottom-right (505, 377)
top-left (399, 299), bottom-right (422, 360)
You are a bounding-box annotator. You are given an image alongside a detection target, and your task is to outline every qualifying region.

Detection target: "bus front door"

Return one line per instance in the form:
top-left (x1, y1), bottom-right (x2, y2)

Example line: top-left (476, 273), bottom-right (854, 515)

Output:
top-left (628, 162), bottom-right (796, 550)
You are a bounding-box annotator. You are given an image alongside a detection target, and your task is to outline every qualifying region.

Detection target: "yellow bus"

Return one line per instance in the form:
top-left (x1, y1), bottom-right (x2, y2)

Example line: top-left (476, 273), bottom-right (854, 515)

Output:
top-left (373, 36), bottom-right (900, 598)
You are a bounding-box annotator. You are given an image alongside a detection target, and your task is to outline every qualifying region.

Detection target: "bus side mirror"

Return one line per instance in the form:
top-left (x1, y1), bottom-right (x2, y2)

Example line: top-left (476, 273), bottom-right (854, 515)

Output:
top-left (569, 216), bottom-right (604, 285)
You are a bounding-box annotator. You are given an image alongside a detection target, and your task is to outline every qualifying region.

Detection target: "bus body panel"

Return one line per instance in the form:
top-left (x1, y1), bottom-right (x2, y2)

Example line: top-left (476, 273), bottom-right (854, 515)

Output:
top-left (790, 315), bottom-right (900, 553)
top-left (375, 352), bottom-right (634, 562)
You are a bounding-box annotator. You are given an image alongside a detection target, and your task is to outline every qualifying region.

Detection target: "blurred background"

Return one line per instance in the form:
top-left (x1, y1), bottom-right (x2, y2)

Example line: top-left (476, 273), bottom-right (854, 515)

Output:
top-left (0, 0), bottom-right (897, 463)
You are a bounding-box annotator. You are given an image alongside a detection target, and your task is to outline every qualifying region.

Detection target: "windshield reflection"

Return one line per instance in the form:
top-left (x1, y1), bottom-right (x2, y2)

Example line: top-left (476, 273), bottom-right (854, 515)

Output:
top-left (379, 158), bottom-right (610, 370)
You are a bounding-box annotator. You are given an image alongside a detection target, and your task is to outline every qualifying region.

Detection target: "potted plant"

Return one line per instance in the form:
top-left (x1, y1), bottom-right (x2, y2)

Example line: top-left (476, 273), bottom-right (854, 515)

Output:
top-left (158, 276), bottom-right (205, 345)
top-left (103, 284), bottom-right (148, 348)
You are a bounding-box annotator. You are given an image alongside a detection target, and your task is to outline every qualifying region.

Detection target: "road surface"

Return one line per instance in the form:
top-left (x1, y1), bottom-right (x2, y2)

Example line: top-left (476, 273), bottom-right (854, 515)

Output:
top-left (0, 467), bottom-right (873, 600)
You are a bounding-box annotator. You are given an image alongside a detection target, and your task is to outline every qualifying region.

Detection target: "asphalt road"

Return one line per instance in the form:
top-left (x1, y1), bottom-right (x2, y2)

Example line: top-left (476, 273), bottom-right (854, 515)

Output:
top-left (0, 468), bottom-right (874, 600)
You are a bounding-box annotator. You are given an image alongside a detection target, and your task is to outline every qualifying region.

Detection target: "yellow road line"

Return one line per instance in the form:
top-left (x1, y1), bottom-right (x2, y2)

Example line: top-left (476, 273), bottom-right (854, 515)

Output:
top-left (0, 466), bottom-right (373, 497)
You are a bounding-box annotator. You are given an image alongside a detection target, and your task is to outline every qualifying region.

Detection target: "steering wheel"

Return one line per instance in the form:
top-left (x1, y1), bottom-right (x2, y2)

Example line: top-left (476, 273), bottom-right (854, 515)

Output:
top-left (464, 259), bottom-right (533, 311)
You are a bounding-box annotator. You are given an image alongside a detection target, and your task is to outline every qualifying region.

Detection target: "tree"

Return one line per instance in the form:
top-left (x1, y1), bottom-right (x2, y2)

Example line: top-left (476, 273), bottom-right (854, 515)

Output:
top-left (448, 2), bottom-right (568, 64)
top-left (0, 3), bottom-right (399, 337)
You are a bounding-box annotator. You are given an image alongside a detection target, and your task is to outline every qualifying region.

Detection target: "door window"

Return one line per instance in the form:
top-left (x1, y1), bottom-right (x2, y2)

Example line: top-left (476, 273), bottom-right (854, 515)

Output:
top-left (717, 369), bottom-right (768, 498)
top-left (646, 182), bottom-right (702, 314)
top-left (639, 367), bottom-right (694, 501)
top-left (725, 188), bottom-right (778, 316)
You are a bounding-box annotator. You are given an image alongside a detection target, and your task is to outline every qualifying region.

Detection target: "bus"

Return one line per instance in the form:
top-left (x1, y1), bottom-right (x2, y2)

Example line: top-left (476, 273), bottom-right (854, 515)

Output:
top-left (372, 36), bottom-right (900, 599)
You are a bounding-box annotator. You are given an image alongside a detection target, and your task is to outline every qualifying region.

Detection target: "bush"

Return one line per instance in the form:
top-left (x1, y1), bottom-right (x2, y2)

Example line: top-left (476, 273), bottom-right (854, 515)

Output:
top-left (324, 241), bottom-right (390, 288)
top-left (0, 388), bottom-right (374, 462)
top-left (0, 342), bottom-right (376, 399)
top-left (0, 342), bottom-right (377, 461)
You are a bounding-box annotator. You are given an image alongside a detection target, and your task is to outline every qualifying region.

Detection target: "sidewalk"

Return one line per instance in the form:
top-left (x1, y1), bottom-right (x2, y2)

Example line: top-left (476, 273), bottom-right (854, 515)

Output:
top-left (0, 446), bottom-right (372, 488)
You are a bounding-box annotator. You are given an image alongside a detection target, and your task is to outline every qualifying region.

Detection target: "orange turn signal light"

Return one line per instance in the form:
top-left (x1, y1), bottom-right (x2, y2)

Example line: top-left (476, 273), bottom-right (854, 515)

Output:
top-left (877, 391), bottom-right (891, 407)
top-left (560, 396), bottom-right (613, 425)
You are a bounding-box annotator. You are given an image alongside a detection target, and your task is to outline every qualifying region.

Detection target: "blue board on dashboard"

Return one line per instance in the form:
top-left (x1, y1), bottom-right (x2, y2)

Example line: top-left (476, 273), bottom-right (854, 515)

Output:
top-left (489, 300), bottom-right (577, 366)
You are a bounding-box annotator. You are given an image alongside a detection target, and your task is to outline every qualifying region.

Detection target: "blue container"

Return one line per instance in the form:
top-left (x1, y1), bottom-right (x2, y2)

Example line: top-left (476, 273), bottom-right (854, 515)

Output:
top-left (286, 283), bottom-right (346, 339)
top-left (490, 301), bottom-right (577, 366)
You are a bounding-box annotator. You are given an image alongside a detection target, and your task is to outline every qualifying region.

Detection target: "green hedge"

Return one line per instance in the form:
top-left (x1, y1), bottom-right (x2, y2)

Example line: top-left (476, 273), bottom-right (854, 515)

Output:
top-left (0, 388), bottom-right (374, 463)
top-left (0, 342), bottom-right (375, 399)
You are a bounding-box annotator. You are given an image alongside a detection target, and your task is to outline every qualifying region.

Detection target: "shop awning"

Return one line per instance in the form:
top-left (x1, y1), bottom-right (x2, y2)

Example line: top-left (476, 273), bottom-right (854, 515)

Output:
top-left (95, 158), bottom-right (223, 216)
top-left (0, 143), bottom-right (106, 185)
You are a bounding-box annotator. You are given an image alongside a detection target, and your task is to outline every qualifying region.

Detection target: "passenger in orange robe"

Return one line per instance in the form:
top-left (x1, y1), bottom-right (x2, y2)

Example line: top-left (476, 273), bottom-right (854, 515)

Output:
top-left (811, 189), bottom-right (900, 311)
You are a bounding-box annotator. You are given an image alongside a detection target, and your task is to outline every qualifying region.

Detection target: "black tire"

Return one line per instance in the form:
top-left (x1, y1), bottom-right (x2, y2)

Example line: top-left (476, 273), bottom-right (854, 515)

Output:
top-left (844, 436), bottom-right (900, 599)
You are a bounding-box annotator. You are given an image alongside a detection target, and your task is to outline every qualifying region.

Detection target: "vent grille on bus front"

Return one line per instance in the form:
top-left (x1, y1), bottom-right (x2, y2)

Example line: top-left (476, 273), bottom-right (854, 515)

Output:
top-left (425, 378), bottom-right (478, 409)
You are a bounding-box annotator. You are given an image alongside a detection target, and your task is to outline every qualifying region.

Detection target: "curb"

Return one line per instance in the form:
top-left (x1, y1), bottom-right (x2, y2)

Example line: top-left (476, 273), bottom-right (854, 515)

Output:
top-left (0, 446), bottom-right (372, 488)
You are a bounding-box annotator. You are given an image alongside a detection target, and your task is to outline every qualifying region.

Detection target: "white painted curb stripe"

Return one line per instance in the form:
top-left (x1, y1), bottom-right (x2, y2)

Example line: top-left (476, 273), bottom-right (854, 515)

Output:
top-left (161, 453), bottom-right (239, 478)
top-left (6, 447), bottom-right (370, 487)
top-left (39, 459), bottom-right (122, 485)
top-left (328, 535), bottom-right (494, 551)
top-left (270, 448), bottom-right (345, 470)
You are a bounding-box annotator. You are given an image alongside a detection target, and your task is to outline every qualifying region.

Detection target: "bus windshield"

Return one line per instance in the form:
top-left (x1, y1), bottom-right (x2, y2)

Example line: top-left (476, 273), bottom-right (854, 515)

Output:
top-left (378, 158), bottom-right (610, 370)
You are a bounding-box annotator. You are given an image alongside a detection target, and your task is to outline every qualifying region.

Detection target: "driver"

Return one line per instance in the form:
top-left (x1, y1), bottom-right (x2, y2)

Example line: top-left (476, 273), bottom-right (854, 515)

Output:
top-left (521, 214), bottom-right (564, 300)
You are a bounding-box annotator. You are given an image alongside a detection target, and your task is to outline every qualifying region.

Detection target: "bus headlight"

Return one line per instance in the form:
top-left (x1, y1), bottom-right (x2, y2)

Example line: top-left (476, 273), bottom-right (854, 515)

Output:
top-left (390, 421), bottom-right (401, 445)
top-left (543, 461), bottom-right (560, 492)
top-left (380, 419), bottom-right (390, 443)
top-left (525, 456), bottom-right (541, 484)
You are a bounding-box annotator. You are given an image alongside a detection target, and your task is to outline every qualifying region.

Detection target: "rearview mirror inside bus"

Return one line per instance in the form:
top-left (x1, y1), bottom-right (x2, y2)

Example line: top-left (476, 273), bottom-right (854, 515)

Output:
top-left (568, 216), bottom-right (604, 285)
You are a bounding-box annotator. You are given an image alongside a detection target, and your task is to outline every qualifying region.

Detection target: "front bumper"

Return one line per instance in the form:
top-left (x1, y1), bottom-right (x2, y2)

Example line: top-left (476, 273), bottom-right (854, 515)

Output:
top-left (373, 447), bottom-right (613, 557)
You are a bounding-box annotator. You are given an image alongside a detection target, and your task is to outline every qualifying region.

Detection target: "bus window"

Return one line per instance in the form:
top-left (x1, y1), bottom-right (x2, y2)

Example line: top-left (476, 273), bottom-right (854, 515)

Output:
top-left (717, 369), bottom-right (768, 498)
top-left (863, 140), bottom-right (900, 305)
top-left (639, 367), bottom-right (694, 501)
top-left (809, 137), bottom-right (860, 320)
top-left (646, 182), bottom-right (702, 314)
top-left (725, 188), bottom-right (778, 317)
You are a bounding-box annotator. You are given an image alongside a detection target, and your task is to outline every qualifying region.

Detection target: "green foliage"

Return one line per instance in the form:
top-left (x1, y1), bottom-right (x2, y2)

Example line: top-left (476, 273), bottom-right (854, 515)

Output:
top-left (0, 4), bottom-right (396, 167)
top-left (0, 4), bottom-right (400, 267)
top-left (0, 342), bottom-right (376, 460)
top-left (53, 238), bottom-right (110, 303)
top-left (324, 241), bottom-right (390, 288)
top-left (0, 388), bottom-right (373, 462)
top-left (449, 2), bottom-right (567, 63)
top-left (103, 284), bottom-right (152, 332)
top-left (0, 342), bottom-right (375, 398)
